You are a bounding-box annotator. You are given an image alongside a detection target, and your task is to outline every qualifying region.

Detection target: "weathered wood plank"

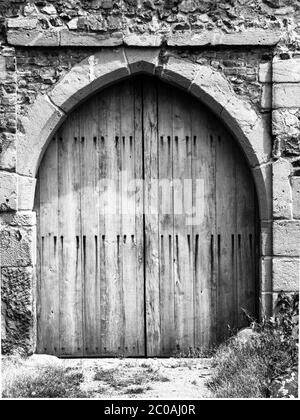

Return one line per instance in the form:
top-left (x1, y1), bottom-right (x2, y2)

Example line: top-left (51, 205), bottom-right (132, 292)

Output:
top-left (104, 85), bottom-right (123, 355)
top-left (98, 90), bottom-right (109, 355)
top-left (134, 78), bottom-right (146, 356)
top-left (144, 78), bottom-right (160, 357)
top-left (120, 79), bottom-right (144, 356)
top-left (120, 80), bottom-right (135, 355)
top-left (36, 137), bottom-right (59, 355)
top-left (236, 156), bottom-right (257, 328)
top-left (58, 110), bottom-right (83, 357)
top-left (191, 102), bottom-right (216, 347)
top-left (216, 130), bottom-right (237, 342)
top-left (80, 97), bottom-right (99, 356)
top-left (157, 82), bottom-right (175, 356)
top-left (172, 90), bottom-right (194, 351)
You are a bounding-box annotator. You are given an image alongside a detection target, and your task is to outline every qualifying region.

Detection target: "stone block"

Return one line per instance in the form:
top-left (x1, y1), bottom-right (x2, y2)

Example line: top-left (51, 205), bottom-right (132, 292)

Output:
top-left (261, 84), bottom-right (272, 109)
top-left (273, 83), bottom-right (300, 108)
top-left (125, 48), bottom-right (160, 75)
top-left (0, 225), bottom-right (36, 267)
top-left (191, 65), bottom-right (228, 115)
top-left (261, 257), bottom-right (272, 292)
top-left (41, 4), bottom-right (57, 15)
top-left (167, 29), bottom-right (281, 47)
top-left (92, 49), bottom-right (130, 88)
top-left (273, 221), bottom-right (300, 256)
top-left (179, 0), bottom-right (198, 13)
top-left (1, 266), bottom-right (34, 354)
top-left (273, 258), bottom-right (300, 292)
top-left (49, 59), bottom-right (90, 113)
top-left (272, 108), bottom-right (300, 138)
top-left (124, 34), bottom-right (163, 47)
top-left (0, 211), bottom-right (36, 227)
top-left (0, 171), bottom-right (17, 212)
top-left (292, 177), bottom-right (300, 219)
top-left (261, 220), bottom-right (272, 256)
top-left (0, 133), bottom-right (16, 171)
top-left (272, 159), bottom-right (292, 219)
top-left (7, 18), bottom-right (38, 30)
top-left (49, 49), bottom-right (129, 113)
top-left (259, 62), bottom-right (272, 83)
top-left (226, 110), bottom-right (271, 167)
top-left (17, 95), bottom-right (65, 177)
top-left (161, 56), bottom-right (199, 90)
top-left (0, 55), bottom-right (7, 80)
top-left (17, 176), bottom-right (37, 211)
top-left (252, 163), bottom-right (273, 220)
top-left (23, 3), bottom-right (38, 16)
top-left (7, 29), bottom-right (60, 47)
top-left (273, 59), bottom-right (300, 83)
top-left (60, 30), bottom-right (123, 47)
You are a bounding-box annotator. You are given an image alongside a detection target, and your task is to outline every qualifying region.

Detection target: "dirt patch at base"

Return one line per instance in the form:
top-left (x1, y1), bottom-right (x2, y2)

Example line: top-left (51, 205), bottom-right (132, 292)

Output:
top-left (65, 358), bottom-right (214, 399)
top-left (2, 355), bottom-right (213, 399)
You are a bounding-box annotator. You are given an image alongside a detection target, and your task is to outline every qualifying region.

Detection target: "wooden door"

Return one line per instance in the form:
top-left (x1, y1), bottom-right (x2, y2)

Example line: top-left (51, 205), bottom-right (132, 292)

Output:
top-left (142, 79), bottom-right (257, 355)
top-left (36, 76), bottom-right (258, 357)
top-left (36, 80), bottom-right (145, 357)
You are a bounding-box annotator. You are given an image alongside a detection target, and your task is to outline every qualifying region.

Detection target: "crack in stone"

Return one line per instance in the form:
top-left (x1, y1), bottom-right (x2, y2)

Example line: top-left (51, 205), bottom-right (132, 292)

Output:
top-left (45, 94), bottom-right (66, 117)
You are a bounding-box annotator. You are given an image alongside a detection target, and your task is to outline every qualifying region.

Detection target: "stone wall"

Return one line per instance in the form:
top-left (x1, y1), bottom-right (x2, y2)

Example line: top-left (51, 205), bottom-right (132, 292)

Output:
top-left (0, 1), bottom-right (298, 49)
top-left (272, 55), bottom-right (300, 307)
top-left (0, 46), bottom-right (17, 175)
top-left (0, 0), bottom-right (299, 354)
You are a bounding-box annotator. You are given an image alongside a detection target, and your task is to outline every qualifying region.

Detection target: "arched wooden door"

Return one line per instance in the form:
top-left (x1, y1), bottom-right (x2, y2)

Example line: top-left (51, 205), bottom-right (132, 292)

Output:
top-left (35, 76), bottom-right (258, 358)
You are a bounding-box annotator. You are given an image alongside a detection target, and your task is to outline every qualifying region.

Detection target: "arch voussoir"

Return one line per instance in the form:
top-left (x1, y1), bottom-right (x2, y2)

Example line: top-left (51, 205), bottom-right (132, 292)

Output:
top-left (159, 56), bottom-right (200, 90)
top-left (125, 48), bottom-right (160, 75)
top-left (49, 48), bottom-right (130, 114)
top-left (17, 95), bottom-right (66, 178)
top-left (190, 65), bottom-right (230, 116)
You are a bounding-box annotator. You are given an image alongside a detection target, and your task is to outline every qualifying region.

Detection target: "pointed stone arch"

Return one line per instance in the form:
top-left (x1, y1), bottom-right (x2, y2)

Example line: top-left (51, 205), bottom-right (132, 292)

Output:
top-left (16, 48), bottom-right (272, 222)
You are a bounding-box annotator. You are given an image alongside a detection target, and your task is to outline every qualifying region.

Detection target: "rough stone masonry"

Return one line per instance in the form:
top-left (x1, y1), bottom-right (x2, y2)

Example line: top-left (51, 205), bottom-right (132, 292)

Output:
top-left (0, 0), bottom-right (299, 354)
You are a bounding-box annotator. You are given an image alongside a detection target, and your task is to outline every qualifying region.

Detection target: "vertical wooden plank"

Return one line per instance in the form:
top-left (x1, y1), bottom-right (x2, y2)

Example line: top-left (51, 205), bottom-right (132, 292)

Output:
top-left (58, 110), bottom-right (83, 357)
top-left (103, 84), bottom-right (124, 355)
top-left (157, 81), bottom-right (175, 356)
top-left (120, 80), bottom-right (134, 356)
top-left (80, 96), bottom-right (99, 356)
top-left (94, 94), bottom-right (102, 356)
top-left (236, 153), bottom-right (257, 328)
top-left (172, 90), bottom-right (194, 351)
top-left (98, 91), bottom-right (109, 355)
top-left (120, 79), bottom-right (144, 356)
top-left (36, 137), bottom-right (59, 355)
top-left (134, 77), bottom-right (146, 356)
top-left (191, 103), bottom-right (216, 348)
top-left (216, 130), bottom-right (237, 342)
top-left (144, 77), bottom-right (160, 357)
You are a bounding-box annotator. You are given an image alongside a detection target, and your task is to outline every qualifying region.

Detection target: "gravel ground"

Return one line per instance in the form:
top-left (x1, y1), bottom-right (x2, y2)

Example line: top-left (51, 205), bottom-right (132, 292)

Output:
top-left (22, 355), bottom-right (214, 399)
top-left (63, 357), bottom-right (213, 399)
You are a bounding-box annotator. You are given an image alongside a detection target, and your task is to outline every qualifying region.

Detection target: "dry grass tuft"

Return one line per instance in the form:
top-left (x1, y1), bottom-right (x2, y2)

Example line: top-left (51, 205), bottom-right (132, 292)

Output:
top-left (93, 364), bottom-right (170, 394)
top-left (208, 293), bottom-right (299, 399)
top-left (2, 355), bottom-right (88, 399)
